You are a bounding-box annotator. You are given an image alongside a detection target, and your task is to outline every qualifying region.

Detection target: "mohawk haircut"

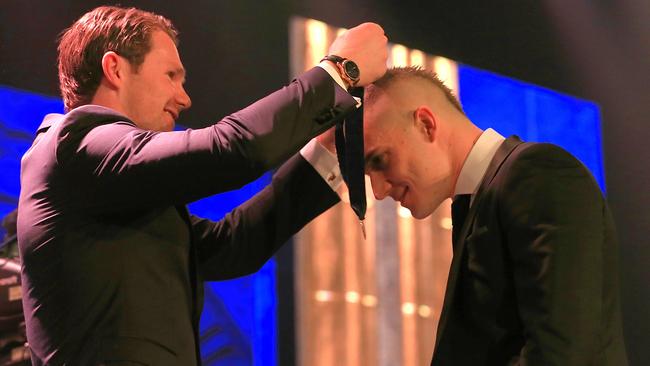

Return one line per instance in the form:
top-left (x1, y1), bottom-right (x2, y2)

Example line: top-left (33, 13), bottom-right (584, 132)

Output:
top-left (366, 66), bottom-right (464, 114)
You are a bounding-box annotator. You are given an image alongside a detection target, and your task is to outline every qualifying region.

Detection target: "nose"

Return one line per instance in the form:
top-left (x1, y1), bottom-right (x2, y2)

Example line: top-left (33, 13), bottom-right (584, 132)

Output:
top-left (368, 172), bottom-right (390, 200)
top-left (177, 85), bottom-right (192, 111)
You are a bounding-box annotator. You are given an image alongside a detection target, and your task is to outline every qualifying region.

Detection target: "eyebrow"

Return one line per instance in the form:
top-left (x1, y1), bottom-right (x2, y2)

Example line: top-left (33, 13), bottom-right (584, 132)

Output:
top-left (364, 150), bottom-right (380, 169)
top-left (364, 153), bottom-right (374, 166)
top-left (172, 66), bottom-right (187, 83)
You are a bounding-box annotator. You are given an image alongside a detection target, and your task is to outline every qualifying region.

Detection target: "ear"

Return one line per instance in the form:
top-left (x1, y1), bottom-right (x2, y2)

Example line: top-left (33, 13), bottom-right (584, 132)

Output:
top-left (414, 106), bottom-right (436, 142)
top-left (100, 51), bottom-right (127, 89)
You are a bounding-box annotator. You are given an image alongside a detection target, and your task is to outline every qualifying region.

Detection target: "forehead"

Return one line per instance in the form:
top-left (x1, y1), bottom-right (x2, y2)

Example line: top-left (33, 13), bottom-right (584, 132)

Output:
top-left (363, 94), bottom-right (403, 146)
top-left (144, 31), bottom-right (185, 73)
top-left (363, 111), bottom-right (411, 170)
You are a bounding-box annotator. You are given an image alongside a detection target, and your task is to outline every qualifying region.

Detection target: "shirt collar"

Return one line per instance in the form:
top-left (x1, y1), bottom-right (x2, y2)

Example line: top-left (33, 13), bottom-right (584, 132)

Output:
top-left (454, 128), bottom-right (505, 196)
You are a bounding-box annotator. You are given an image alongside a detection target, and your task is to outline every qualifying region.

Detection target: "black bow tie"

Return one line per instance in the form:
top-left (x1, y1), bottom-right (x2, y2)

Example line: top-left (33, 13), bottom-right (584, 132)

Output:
top-left (335, 87), bottom-right (367, 236)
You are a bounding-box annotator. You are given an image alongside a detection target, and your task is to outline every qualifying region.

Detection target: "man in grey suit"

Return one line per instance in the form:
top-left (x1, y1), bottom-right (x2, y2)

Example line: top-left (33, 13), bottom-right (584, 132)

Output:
top-left (361, 67), bottom-right (627, 365)
top-left (17, 5), bottom-right (386, 365)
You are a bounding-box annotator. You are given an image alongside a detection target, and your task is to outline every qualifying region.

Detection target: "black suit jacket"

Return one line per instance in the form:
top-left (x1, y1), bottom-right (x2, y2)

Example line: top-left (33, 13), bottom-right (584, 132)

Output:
top-left (432, 137), bottom-right (627, 365)
top-left (17, 67), bottom-right (352, 365)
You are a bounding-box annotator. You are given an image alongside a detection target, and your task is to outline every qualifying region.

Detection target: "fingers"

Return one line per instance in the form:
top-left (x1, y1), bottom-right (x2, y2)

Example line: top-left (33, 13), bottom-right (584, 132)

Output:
top-left (328, 23), bottom-right (388, 87)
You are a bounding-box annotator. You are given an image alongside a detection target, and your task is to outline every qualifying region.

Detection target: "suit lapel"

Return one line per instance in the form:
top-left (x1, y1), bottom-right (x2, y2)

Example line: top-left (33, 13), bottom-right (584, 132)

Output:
top-left (433, 136), bottom-right (524, 352)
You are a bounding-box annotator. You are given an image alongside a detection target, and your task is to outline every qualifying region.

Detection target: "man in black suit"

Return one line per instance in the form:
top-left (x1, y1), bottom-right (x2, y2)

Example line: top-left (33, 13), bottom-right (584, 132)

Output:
top-left (362, 67), bottom-right (627, 365)
top-left (17, 6), bottom-right (387, 365)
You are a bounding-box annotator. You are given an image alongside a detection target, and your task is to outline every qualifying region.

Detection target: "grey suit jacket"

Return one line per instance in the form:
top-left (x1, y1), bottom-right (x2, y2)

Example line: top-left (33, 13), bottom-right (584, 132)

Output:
top-left (18, 67), bottom-right (352, 365)
top-left (432, 137), bottom-right (627, 365)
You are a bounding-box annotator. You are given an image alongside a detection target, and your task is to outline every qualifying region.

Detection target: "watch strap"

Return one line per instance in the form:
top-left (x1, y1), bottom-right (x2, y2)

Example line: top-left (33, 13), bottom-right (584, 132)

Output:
top-left (320, 55), bottom-right (360, 89)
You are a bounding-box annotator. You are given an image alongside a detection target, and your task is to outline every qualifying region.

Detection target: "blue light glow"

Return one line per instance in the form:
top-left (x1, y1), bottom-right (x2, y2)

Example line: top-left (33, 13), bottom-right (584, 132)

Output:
top-left (459, 65), bottom-right (605, 191)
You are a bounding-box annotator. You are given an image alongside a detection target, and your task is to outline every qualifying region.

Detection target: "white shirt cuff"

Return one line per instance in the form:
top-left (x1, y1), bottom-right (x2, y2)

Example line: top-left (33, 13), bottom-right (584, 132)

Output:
top-left (300, 138), bottom-right (343, 192)
top-left (318, 61), bottom-right (347, 91)
top-left (317, 62), bottom-right (362, 107)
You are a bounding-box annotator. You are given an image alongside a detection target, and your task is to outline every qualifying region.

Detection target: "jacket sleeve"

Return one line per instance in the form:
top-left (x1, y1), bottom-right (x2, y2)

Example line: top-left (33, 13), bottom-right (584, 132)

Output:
top-left (189, 153), bottom-right (340, 280)
top-left (56, 67), bottom-right (356, 213)
top-left (498, 143), bottom-right (620, 365)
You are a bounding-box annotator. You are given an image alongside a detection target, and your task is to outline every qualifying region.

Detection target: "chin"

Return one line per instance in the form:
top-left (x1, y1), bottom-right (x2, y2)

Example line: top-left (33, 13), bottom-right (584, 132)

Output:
top-left (408, 207), bottom-right (430, 220)
top-left (155, 121), bottom-right (175, 132)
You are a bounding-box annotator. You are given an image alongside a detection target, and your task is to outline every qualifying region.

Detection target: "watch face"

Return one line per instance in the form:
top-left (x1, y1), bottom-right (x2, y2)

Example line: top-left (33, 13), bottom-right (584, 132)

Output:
top-left (343, 60), bottom-right (360, 80)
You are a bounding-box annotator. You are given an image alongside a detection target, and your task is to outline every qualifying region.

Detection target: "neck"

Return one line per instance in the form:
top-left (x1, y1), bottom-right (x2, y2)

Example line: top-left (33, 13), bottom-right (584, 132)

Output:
top-left (90, 81), bottom-right (126, 116)
top-left (448, 121), bottom-right (482, 197)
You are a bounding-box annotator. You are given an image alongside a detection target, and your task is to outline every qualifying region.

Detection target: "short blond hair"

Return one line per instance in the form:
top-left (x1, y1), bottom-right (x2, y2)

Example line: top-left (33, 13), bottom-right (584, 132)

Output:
top-left (365, 66), bottom-right (464, 114)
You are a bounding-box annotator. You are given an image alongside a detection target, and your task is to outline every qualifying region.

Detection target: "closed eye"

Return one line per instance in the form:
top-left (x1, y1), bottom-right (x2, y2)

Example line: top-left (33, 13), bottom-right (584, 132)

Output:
top-left (167, 68), bottom-right (187, 84)
top-left (365, 152), bottom-right (388, 172)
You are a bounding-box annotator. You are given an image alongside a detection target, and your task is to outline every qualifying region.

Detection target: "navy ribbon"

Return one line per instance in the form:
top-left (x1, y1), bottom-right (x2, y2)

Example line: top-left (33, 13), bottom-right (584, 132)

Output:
top-left (335, 87), bottom-right (366, 221)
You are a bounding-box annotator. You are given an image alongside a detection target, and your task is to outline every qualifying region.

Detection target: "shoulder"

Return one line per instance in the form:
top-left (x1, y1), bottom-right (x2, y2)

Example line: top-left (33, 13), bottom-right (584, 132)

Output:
top-left (499, 142), bottom-right (591, 185)
top-left (55, 105), bottom-right (138, 164)
top-left (509, 142), bottom-right (583, 169)
top-left (495, 141), bottom-right (603, 207)
top-left (60, 105), bottom-right (135, 131)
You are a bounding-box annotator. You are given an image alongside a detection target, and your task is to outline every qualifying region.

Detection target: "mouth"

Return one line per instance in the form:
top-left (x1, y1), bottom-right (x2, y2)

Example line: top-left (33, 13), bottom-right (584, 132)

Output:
top-left (396, 186), bottom-right (409, 204)
top-left (164, 109), bottom-right (178, 120)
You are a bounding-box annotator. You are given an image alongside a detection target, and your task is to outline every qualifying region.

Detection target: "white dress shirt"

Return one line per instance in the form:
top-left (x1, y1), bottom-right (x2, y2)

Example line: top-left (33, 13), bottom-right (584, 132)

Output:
top-left (454, 128), bottom-right (506, 203)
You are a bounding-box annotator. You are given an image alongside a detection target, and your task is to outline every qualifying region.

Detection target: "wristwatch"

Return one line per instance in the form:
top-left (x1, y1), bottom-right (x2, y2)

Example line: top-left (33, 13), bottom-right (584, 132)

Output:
top-left (321, 55), bottom-right (360, 89)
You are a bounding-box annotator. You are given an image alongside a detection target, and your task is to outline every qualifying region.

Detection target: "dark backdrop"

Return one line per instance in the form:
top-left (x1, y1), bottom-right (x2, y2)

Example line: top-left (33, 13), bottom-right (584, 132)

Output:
top-left (1, 1), bottom-right (647, 364)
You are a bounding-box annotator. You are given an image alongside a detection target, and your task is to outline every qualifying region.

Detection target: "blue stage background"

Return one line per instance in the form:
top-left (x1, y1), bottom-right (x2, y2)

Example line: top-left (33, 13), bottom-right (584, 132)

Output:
top-left (0, 64), bottom-right (603, 364)
top-left (459, 65), bottom-right (605, 192)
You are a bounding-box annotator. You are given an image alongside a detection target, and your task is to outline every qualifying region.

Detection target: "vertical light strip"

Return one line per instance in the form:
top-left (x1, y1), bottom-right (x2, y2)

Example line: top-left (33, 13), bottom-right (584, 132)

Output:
top-left (410, 49), bottom-right (426, 67)
top-left (375, 198), bottom-right (402, 366)
top-left (398, 210), bottom-right (417, 366)
top-left (390, 44), bottom-right (409, 67)
top-left (342, 205), bottom-right (361, 366)
top-left (414, 215), bottom-right (435, 362)
top-left (431, 200), bottom-right (454, 347)
top-left (360, 193), bottom-right (379, 365)
top-left (432, 56), bottom-right (459, 94)
top-left (305, 19), bottom-right (328, 68)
